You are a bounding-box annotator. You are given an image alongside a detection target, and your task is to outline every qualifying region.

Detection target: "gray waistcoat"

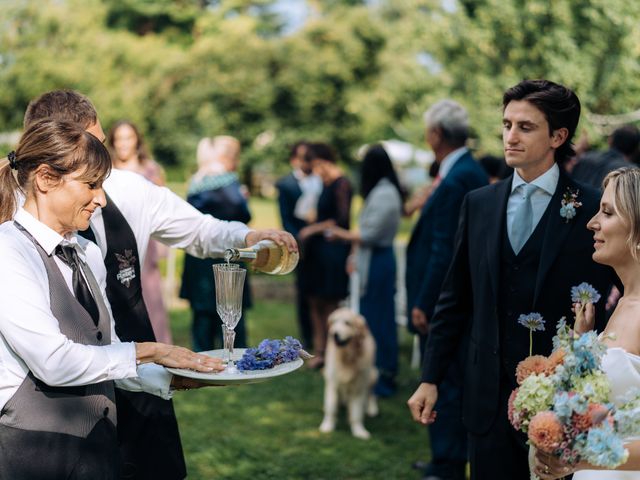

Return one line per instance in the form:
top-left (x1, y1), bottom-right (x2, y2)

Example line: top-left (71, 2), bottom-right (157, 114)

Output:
top-left (0, 223), bottom-right (116, 438)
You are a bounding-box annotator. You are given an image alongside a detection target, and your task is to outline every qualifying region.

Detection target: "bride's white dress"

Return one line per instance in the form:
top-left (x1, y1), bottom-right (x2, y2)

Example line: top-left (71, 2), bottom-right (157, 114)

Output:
top-left (574, 347), bottom-right (640, 479)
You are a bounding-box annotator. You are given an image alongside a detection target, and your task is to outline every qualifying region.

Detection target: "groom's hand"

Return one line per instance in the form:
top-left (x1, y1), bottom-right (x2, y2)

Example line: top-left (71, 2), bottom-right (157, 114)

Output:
top-left (407, 383), bottom-right (438, 425)
top-left (411, 307), bottom-right (429, 335)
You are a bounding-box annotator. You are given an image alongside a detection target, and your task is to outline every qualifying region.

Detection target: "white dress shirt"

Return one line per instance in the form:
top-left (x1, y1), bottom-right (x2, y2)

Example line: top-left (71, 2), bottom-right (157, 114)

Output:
top-left (89, 169), bottom-right (252, 265)
top-left (438, 147), bottom-right (468, 180)
top-left (0, 209), bottom-right (173, 411)
top-left (293, 170), bottom-right (322, 222)
top-left (507, 163), bottom-right (560, 242)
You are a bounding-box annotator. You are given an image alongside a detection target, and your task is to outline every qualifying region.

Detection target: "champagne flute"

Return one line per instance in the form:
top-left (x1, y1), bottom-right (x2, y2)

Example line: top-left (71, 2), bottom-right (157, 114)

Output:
top-left (213, 263), bottom-right (246, 373)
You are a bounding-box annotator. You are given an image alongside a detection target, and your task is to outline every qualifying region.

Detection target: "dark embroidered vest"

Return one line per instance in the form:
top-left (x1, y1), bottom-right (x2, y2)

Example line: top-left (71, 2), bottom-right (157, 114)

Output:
top-left (498, 203), bottom-right (553, 385)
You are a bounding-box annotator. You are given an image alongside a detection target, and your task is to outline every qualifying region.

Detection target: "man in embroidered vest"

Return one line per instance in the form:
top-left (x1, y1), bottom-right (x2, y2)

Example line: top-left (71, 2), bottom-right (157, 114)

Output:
top-left (23, 90), bottom-right (297, 480)
top-left (408, 80), bottom-right (615, 479)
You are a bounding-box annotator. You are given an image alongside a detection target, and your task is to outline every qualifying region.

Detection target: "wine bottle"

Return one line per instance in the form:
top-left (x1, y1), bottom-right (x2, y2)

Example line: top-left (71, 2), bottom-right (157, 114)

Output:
top-left (224, 240), bottom-right (299, 275)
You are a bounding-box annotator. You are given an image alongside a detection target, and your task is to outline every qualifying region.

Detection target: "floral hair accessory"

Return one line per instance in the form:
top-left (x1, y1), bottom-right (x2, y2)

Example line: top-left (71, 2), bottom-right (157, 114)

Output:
top-left (560, 187), bottom-right (582, 222)
top-left (518, 313), bottom-right (546, 356)
top-left (7, 151), bottom-right (17, 170)
top-left (571, 282), bottom-right (601, 305)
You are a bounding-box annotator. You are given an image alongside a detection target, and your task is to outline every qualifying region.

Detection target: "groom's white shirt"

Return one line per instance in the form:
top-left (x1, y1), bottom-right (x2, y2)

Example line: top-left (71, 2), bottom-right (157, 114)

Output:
top-left (507, 163), bottom-right (559, 243)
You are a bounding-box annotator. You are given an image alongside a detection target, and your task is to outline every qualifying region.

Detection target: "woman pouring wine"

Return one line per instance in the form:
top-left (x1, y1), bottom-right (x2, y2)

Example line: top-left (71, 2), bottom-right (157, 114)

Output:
top-left (0, 120), bottom-right (222, 479)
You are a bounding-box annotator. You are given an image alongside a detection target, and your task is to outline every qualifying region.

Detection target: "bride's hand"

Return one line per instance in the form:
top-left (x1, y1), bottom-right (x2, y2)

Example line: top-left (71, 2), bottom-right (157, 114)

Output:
top-left (573, 301), bottom-right (595, 334)
top-left (533, 448), bottom-right (574, 479)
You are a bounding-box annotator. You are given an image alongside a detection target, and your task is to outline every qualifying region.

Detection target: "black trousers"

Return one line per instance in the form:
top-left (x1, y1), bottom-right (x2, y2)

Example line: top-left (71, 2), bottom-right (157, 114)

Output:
top-left (469, 374), bottom-right (529, 480)
top-left (116, 389), bottom-right (186, 480)
top-left (0, 418), bottom-right (119, 480)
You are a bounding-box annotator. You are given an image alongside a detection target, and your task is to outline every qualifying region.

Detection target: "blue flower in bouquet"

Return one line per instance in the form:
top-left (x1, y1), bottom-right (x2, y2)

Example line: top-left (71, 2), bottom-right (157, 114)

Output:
top-left (583, 422), bottom-right (629, 468)
top-left (573, 332), bottom-right (607, 373)
top-left (518, 313), bottom-right (546, 331)
top-left (571, 282), bottom-right (601, 304)
top-left (552, 317), bottom-right (573, 352)
top-left (552, 391), bottom-right (589, 421)
top-left (518, 313), bottom-right (545, 356)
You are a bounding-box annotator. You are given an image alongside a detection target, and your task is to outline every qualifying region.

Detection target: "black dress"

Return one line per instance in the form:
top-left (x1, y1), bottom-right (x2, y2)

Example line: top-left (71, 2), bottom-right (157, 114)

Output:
top-left (304, 176), bottom-right (352, 300)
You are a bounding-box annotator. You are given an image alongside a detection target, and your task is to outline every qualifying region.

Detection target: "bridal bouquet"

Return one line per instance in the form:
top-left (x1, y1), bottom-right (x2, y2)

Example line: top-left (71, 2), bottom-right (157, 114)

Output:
top-left (509, 285), bottom-right (640, 479)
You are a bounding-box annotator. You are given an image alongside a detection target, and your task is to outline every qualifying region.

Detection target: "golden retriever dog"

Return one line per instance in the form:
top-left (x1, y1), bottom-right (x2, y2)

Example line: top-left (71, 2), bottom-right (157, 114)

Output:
top-left (319, 307), bottom-right (378, 440)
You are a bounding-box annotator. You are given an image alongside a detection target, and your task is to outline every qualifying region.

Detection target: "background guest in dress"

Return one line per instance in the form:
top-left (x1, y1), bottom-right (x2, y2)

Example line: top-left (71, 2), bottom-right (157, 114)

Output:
top-left (406, 100), bottom-right (488, 480)
top-left (180, 136), bottom-right (252, 351)
top-left (571, 124), bottom-right (640, 189)
top-left (108, 120), bottom-right (172, 344)
top-left (298, 143), bottom-right (353, 369)
top-left (275, 141), bottom-right (322, 349)
top-left (326, 144), bottom-right (404, 397)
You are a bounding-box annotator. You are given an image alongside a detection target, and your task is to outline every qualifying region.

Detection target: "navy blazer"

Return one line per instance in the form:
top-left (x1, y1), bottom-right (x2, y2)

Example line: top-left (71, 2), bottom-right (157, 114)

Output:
top-left (421, 169), bottom-right (614, 434)
top-left (275, 173), bottom-right (306, 238)
top-left (405, 151), bottom-right (488, 329)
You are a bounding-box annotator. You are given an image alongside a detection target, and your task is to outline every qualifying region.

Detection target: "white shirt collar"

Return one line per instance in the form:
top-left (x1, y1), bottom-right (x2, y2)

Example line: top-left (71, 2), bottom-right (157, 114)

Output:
top-left (511, 163), bottom-right (559, 196)
top-left (292, 168), bottom-right (305, 181)
top-left (14, 208), bottom-right (86, 258)
top-left (438, 147), bottom-right (468, 180)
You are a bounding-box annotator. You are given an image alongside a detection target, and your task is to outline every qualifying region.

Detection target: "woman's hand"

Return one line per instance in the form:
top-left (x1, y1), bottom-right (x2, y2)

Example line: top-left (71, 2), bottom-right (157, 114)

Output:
top-left (298, 220), bottom-right (336, 242)
top-left (298, 225), bottom-right (314, 242)
top-left (136, 343), bottom-right (224, 373)
top-left (573, 301), bottom-right (595, 335)
top-left (533, 448), bottom-right (576, 479)
top-left (325, 225), bottom-right (350, 242)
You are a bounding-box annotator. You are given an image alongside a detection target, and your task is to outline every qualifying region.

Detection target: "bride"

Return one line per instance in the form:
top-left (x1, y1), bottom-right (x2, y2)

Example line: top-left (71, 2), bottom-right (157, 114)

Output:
top-left (534, 166), bottom-right (640, 479)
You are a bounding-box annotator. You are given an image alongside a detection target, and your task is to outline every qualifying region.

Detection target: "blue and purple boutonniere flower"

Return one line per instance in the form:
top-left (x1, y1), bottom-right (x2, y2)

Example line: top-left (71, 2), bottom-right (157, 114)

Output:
top-left (560, 187), bottom-right (582, 222)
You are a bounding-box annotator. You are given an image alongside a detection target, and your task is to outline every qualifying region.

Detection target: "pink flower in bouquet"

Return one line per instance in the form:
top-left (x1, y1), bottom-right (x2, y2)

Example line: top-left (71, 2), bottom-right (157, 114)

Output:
top-left (544, 348), bottom-right (566, 375)
top-left (573, 403), bottom-right (609, 431)
top-left (529, 411), bottom-right (564, 453)
top-left (516, 355), bottom-right (550, 385)
top-left (508, 388), bottom-right (521, 429)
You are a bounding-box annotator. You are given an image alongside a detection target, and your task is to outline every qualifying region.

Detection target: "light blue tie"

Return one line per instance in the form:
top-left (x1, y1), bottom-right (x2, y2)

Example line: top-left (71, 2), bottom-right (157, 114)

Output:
top-left (510, 183), bottom-right (538, 254)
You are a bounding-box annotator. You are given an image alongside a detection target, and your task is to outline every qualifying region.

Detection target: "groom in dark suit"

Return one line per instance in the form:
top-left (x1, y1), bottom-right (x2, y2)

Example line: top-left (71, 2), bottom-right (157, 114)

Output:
top-left (408, 80), bottom-right (614, 480)
top-left (406, 100), bottom-right (488, 480)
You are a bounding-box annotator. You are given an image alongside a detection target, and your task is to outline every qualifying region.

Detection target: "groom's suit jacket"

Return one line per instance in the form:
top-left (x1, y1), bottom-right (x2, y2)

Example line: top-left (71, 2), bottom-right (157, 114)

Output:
top-left (421, 168), bottom-right (613, 435)
top-left (276, 172), bottom-right (306, 238)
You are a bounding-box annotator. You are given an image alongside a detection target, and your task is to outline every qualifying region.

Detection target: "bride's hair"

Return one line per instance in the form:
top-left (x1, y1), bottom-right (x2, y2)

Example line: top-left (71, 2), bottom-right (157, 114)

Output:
top-left (603, 167), bottom-right (640, 261)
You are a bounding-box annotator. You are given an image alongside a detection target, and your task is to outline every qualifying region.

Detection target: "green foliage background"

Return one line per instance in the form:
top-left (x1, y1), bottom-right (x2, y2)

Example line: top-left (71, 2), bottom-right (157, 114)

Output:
top-left (2, 0), bottom-right (639, 180)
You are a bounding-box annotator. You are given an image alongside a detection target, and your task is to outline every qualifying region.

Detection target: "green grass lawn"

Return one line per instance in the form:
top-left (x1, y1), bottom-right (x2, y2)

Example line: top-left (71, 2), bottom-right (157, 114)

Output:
top-left (169, 289), bottom-right (429, 479)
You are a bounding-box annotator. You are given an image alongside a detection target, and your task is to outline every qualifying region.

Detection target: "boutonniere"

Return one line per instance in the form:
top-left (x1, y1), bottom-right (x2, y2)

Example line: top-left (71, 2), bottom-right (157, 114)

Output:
top-left (559, 187), bottom-right (582, 222)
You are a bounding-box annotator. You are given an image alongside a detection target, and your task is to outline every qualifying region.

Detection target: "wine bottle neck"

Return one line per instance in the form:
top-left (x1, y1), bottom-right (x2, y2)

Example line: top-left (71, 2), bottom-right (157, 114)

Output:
top-left (225, 248), bottom-right (257, 261)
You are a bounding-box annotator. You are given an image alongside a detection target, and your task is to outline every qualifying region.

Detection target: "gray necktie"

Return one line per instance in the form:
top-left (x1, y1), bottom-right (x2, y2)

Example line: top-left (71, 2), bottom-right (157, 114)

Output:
top-left (510, 183), bottom-right (538, 254)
